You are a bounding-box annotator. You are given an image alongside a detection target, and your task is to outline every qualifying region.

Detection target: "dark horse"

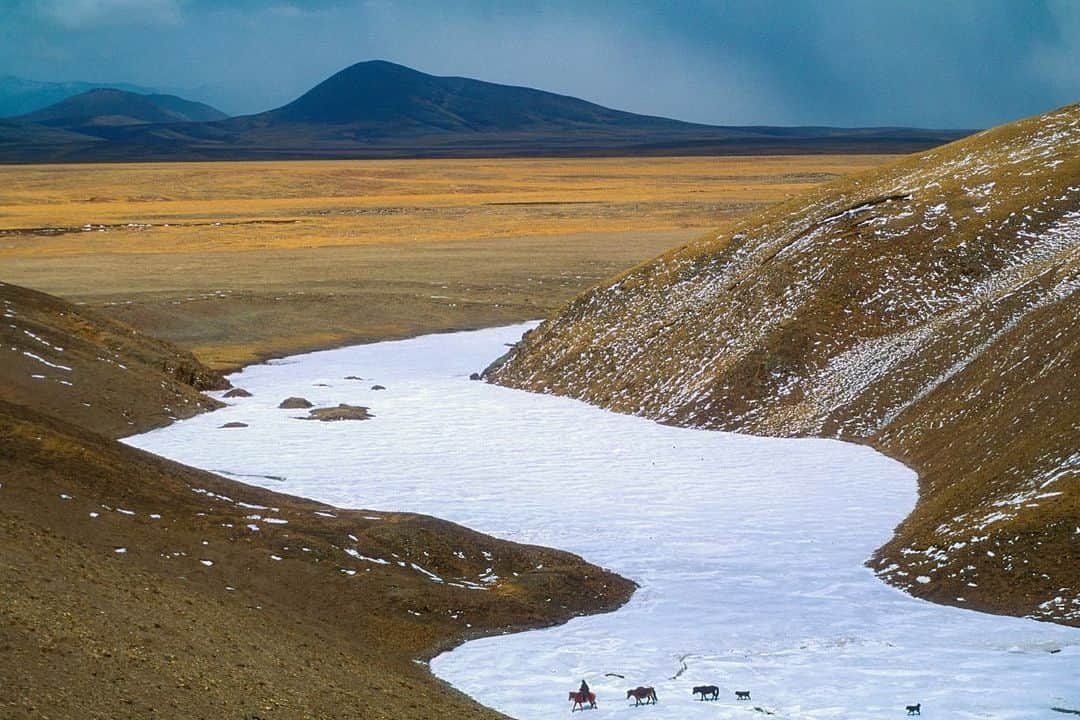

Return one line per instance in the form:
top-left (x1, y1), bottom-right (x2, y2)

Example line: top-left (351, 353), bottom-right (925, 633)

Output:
top-left (906, 703), bottom-right (921, 716)
top-left (568, 691), bottom-right (597, 711)
top-left (626, 687), bottom-right (658, 706)
top-left (692, 685), bottom-right (719, 701)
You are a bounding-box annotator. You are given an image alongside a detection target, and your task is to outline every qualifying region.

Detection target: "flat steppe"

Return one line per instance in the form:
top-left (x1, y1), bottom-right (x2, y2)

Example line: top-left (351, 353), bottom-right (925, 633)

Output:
top-left (0, 155), bottom-right (890, 368)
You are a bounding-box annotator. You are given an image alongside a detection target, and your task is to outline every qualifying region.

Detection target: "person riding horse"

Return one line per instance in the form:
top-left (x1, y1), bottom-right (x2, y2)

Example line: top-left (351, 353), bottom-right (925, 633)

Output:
top-left (569, 683), bottom-right (597, 712)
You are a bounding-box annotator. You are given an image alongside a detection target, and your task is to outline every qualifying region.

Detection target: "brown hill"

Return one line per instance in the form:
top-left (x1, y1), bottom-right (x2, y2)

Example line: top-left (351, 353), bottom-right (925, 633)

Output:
top-left (0, 282), bottom-right (633, 717)
top-left (491, 104), bottom-right (1079, 625)
top-left (1, 280), bottom-right (228, 438)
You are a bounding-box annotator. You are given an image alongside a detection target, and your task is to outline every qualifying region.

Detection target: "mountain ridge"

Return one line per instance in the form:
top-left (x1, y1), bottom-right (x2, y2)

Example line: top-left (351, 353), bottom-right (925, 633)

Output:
top-left (0, 60), bottom-right (971, 162)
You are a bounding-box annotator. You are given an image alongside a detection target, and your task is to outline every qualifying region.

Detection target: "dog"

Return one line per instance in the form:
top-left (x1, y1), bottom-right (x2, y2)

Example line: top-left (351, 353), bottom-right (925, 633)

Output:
top-left (906, 703), bottom-right (921, 716)
top-left (735, 690), bottom-right (751, 701)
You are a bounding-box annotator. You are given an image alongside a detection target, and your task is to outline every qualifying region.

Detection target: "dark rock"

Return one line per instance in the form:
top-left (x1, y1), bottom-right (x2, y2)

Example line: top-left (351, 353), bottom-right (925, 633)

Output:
top-left (220, 421), bottom-right (248, 428)
top-left (303, 404), bottom-right (373, 422)
top-left (223, 388), bottom-right (253, 398)
top-left (370, 385), bottom-right (386, 391)
top-left (278, 397), bottom-right (313, 409)
top-left (481, 340), bottom-right (522, 378)
top-left (469, 372), bottom-right (481, 381)
top-left (344, 375), bottom-right (364, 380)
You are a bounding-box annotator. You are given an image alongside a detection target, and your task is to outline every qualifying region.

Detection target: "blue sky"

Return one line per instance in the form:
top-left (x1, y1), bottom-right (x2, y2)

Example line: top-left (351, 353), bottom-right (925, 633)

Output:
top-left (1, 0), bottom-right (1077, 127)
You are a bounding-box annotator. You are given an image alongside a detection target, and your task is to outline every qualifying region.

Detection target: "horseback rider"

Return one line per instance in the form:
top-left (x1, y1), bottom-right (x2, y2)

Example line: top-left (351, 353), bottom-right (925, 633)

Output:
top-left (579, 679), bottom-right (590, 698)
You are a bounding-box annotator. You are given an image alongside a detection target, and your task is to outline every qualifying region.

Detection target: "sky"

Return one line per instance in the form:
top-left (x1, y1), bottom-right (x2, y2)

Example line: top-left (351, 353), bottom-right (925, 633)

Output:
top-left (0, 0), bottom-right (1077, 128)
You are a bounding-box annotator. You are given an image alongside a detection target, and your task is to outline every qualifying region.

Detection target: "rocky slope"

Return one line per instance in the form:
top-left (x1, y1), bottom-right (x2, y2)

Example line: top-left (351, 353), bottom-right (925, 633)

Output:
top-left (491, 104), bottom-right (1079, 625)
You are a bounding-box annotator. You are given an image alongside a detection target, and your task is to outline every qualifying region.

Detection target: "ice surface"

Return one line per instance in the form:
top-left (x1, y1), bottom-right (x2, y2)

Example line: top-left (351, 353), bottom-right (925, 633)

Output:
top-left (126, 325), bottom-right (1079, 719)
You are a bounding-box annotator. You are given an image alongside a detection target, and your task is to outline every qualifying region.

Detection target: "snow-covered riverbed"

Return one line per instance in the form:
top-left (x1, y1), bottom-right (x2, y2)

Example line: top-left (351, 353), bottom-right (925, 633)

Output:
top-left (126, 324), bottom-right (1079, 719)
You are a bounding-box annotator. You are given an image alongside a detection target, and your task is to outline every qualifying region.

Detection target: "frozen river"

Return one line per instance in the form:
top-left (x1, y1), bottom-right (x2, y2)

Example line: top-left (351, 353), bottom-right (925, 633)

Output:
top-left (127, 324), bottom-right (1079, 719)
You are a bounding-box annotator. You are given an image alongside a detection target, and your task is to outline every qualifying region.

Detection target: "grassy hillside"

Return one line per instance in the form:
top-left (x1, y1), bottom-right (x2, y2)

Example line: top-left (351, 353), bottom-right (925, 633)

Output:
top-left (491, 104), bottom-right (1079, 625)
top-left (0, 282), bottom-right (634, 718)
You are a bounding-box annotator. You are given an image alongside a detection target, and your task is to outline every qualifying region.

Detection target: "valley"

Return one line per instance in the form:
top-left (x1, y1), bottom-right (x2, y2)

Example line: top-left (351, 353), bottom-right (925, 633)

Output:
top-left (0, 152), bottom-right (893, 719)
top-left (127, 324), bottom-right (1079, 719)
top-left (2, 116), bottom-right (1075, 716)
top-left (3, 6), bottom-right (1077, 718)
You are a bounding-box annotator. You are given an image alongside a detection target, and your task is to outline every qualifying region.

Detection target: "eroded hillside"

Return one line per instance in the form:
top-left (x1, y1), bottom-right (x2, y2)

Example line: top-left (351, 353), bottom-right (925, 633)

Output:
top-left (492, 104), bottom-right (1079, 625)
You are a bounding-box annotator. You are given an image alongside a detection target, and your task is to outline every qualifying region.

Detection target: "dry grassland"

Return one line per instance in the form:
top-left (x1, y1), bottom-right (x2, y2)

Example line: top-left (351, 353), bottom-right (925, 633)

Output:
top-left (0, 155), bottom-right (890, 368)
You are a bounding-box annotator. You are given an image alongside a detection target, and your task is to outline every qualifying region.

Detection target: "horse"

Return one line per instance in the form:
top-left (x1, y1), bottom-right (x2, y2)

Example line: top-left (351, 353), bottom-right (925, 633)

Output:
top-left (626, 687), bottom-right (658, 706)
top-left (692, 685), bottom-right (719, 701)
top-left (735, 690), bottom-right (751, 701)
top-left (906, 703), bottom-right (921, 716)
top-left (568, 691), bottom-right (596, 711)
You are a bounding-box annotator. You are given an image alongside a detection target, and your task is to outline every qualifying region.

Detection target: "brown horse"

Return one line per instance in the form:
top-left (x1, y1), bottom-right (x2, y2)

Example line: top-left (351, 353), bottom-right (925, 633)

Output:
top-left (626, 687), bottom-right (658, 706)
top-left (568, 691), bottom-right (597, 711)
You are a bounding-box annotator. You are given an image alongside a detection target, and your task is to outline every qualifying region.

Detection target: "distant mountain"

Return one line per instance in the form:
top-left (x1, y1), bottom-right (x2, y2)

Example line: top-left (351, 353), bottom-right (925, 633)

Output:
top-left (17, 89), bottom-right (228, 130)
top-left (0, 60), bottom-right (971, 162)
top-left (0, 75), bottom-right (159, 117)
top-left (262, 59), bottom-right (690, 131)
top-left (490, 104), bottom-right (1079, 626)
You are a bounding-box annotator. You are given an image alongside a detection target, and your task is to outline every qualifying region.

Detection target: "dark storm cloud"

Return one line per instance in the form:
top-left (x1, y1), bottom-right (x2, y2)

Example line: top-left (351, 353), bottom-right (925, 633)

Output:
top-left (1, 0), bottom-right (1076, 126)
